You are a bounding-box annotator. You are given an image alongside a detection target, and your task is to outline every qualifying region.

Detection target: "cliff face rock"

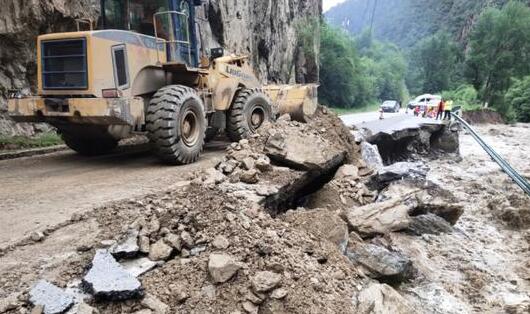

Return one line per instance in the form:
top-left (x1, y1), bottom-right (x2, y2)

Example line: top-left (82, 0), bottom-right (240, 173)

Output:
top-left (0, 0), bottom-right (321, 136)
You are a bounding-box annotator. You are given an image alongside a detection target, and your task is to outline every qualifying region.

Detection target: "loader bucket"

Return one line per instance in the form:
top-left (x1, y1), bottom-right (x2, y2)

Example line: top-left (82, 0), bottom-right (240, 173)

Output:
top-left (263, 84), bottom-right (318, 122)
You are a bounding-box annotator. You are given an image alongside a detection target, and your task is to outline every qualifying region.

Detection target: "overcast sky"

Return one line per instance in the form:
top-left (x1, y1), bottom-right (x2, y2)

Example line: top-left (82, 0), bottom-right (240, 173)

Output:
top-left (323, 0), bottom-right (347, 12)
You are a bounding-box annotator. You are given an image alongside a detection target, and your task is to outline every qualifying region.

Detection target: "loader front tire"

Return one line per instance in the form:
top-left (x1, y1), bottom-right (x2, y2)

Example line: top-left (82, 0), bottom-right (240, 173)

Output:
top-left (61, 134), bottom-right (117, 156)
top-left (227, 88), bottom-right (272, 142)
top-left (147, 85), bottom-right (206, 165)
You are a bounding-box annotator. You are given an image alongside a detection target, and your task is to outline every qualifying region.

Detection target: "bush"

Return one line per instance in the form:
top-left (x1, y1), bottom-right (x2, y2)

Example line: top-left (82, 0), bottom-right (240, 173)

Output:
top-left (442, 84), bottom-right (482, 111)
top-left (505, 76), bottom-right (530, 122)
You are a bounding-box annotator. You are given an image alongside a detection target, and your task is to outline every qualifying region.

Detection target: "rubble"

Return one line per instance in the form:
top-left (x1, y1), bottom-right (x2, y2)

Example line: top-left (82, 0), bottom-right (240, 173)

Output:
top-left (110, 229), bottom-right (140, 258)
top-left (347, 242), bottom-right (414, 283)
top-left (354, 283), bottom-right (418, 314)
top-left (208, 253), bottom-right (241, 283)
top-left (29, 280), bottom-right (74, 314)
top-left (141, 294), bottom-right (169, 314)
top-left (251, 271), bottom-right (282, 293)
top-left (407, 214), bottom-right (454, 235)
top-left (82, 250), bottom-right (143, 301)
top-left (148, 240), bottom-right (173, 261)
top-left (375, 161), bottom-right (429, 188)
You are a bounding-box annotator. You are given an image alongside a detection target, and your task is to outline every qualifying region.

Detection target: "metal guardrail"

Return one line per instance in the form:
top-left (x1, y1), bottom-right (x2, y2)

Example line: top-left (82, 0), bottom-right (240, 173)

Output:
top-left (451, 113), bottom-right (530, 196)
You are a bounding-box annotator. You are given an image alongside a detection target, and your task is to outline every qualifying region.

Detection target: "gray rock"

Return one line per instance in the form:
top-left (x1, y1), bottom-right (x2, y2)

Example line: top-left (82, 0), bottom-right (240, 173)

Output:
top-left (180, 231), bottom-right (194, 249)
top-left (242, 301), bottom-right (259, 314)
top-left (203, 168), bottom-right (226, 185)
top-left (138, 236), bottom-right (150, 254)
top-left (121, 257), bottom-right (159, 277)
top-left (264, 132), bottom-right (345, 171)
top-left (354, 283), bottom-right (418, 314)
top-left (212, 235), bottom-right (230, 250)
top-left (110, 229), bottom-right (139, 258)
top-left (29, 280), bottom-right (74, 314)
top-left (270, 288), bottom-right (288, 299)
top-left (251, 271), bottom-right (282, 292)
top-left (164, 233), bottom-right (182, 251)
top-left (240, 169), bottom-right (260, 184)
top-left (208, 253), bottom-right (241, 283)
top-left (241, 157), bottom-right (256, 170)
top-left (347, 243), bottom-right (413, 283)
top-left (76, 303), bottom-right (99, 314)
top-left (30, 231), bottom-right (45, 242)
top-left (431, 125), bottom-right (460, 153)
top-left (346, 198), bottom-right (415, 237)
top-left (377, 162), bottom-right (428, 186)
top-left (201, 285), bottom-right (216, 299)
top-left (141, 294), bottom-right (169, 314)
top-left (148, 240), bottom-right (173, 261)
top-left (334, 164), bottom-right (359, 180)
top-left (191, 246), bottom-right (207, 256)
top-left (83, 250), bottom-right (143, 301)
top-left (407, 214), bottom-right (454, 235)
top-left (361, 142), bottom-right (384, 171)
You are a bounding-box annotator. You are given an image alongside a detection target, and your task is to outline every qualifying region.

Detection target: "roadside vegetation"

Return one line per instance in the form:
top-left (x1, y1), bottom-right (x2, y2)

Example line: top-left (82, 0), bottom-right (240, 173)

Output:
top-left (318, 0), bottom-right (530, 121)
top-left (0, 132), bottom-right (63, 151)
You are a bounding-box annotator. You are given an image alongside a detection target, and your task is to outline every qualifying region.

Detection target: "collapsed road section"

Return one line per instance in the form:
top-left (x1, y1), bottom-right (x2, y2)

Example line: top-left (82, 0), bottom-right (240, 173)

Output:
top-left (0, 109), bottom-right (529, 314)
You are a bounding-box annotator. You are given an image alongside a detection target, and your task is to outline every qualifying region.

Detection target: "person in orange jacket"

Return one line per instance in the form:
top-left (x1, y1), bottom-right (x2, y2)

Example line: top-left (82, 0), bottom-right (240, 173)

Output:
top-left (436, 99), bottom-right (445, 120)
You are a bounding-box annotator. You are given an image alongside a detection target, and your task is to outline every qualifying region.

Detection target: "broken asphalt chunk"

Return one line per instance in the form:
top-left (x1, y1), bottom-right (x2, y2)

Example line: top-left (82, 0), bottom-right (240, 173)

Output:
top-left (83, 250), bottom-right (144, 301)
top-left (29, 280), bottom-right (74, 314)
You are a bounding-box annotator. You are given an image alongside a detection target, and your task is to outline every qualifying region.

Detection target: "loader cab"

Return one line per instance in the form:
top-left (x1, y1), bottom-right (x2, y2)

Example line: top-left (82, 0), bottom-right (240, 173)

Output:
top-left (99, 0), bottom-right (200, 67)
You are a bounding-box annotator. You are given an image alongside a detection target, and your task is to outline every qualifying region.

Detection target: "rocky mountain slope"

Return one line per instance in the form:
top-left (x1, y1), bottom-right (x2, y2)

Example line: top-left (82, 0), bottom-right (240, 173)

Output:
top-left (0, 0), bottom-right (321, 136)
top-left (325, 0), bottom-right (523, 48)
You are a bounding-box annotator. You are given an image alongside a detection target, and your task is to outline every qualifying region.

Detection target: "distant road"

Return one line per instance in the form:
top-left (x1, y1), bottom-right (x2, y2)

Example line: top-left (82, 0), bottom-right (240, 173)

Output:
top-left (340, 109), bottom-right (406, 126)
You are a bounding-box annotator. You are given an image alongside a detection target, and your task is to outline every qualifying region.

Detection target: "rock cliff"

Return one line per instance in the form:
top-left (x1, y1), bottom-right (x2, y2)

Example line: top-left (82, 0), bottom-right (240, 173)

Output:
top-left (0, 0), bottom-right (321, 136)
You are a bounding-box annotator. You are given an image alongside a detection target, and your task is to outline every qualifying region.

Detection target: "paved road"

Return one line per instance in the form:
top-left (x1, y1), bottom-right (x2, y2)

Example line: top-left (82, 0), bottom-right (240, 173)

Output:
top-left (0, 142), bottom-right (226, 246)
top-left (340, 110), bottom-right (444, 136)
top-left (340, 109), bottom-right (406, 126)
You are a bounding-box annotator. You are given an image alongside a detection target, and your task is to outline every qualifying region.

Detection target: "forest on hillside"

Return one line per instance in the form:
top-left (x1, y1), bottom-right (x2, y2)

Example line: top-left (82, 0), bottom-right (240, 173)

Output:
top-left (316, 0), bottom-right (530, 122)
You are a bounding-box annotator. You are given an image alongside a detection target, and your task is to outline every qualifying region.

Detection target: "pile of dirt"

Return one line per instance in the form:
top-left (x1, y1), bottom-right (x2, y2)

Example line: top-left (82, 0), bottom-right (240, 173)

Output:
top-left (5, 109), bottom-right (526, 314)
top-left (462, 109), bottom-right (505, 125)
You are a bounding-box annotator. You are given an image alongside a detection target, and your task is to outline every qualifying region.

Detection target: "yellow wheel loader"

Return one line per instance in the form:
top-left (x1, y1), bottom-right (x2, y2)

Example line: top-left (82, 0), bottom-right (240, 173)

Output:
top-left (7, 0), bottom-right (317, 164)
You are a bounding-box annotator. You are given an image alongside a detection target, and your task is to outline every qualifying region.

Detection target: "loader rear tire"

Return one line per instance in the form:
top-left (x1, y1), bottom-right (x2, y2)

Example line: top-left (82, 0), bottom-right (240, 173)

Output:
top-left (62, 134), bottom-right (117, 156)
top-left (227, 88), bottom-right (272, 142)
top-left (146, 85), bottom-right (206, 165)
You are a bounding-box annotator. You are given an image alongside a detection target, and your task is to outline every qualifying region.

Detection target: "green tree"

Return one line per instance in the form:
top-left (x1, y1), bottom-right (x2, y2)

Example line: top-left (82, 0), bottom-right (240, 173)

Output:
top-left (465, 1), bottom-right (530, 116)
top-left (406, 32), bottom-right (461, 95)
top-left (505, 76), bottom-right (530, 122)
top-left (319, 23), bottom-right (370, 108)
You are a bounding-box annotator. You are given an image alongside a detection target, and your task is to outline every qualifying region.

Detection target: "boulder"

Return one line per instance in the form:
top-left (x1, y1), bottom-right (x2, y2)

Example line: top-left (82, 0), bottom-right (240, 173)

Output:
top-left (431, 125), bottom-right (460, 153)
top-left (407, 214), bottom-right (454, 235)
top-left (251, 271), bottom-right (282, 293)
top-left (361, 142), bottom-right (384, 171)
top-left (264, 132), bottom-right (345, 171)
top-left (354, 283), bottom-right (418, 314)
top-left (347, 243), bottom-right (413, 283)
top-left (148, 240), bottom-right (173, 261)
top-left (376, 162), bottom-right (428, 186)
top-left (83, 250), bottom-right (143, 301)
top-left (212, 235), bottom-right (230, 250)
top-left (110, 229), bottom-right (140, 258)
top-left (346, 198), bottom-right (415, 237)
top-left (29, 280), bottom-right (74, 314)
top-left (208, 253), bottom-right (241, 283)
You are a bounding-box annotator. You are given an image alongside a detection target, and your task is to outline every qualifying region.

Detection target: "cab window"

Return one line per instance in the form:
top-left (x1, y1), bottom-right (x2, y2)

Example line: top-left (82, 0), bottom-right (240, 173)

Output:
top-left (102, 0), bottom-right (169, 37)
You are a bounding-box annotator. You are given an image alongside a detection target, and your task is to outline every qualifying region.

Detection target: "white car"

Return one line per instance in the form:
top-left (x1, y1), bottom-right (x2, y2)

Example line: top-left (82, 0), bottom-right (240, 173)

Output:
top-left (408, 94), bottom-right (441, 111)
